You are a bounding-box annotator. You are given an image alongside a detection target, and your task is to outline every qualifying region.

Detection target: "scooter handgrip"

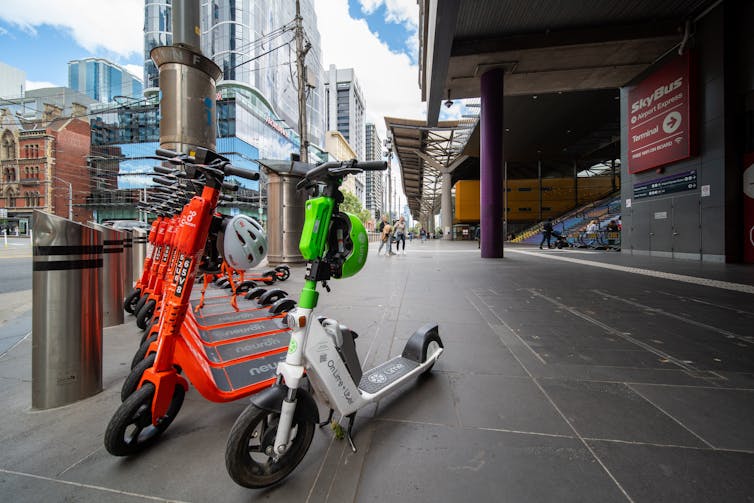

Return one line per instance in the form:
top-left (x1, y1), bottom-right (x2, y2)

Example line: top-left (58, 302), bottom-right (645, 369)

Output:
top-left (153, 165), bottom-right (176, 175)
top-left (155, 148), bottom-right (180, 158)
top-left (358, 161), bottom-right (387, 171)
top-left (224, 164), bottom-right (260, 181)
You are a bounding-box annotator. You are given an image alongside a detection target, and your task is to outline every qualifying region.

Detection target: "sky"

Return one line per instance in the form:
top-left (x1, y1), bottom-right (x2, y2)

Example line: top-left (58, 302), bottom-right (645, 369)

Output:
top-left (0, 0), bottom-right (472, 134)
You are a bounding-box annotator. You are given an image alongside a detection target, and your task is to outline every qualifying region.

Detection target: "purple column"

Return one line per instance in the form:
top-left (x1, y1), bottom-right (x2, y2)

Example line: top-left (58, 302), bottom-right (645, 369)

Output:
top-left (480, 68), bottom-right (504, 258)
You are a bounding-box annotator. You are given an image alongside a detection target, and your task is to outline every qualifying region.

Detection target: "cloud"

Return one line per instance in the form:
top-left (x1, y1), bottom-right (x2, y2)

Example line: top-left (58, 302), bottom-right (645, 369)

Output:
top-left (26, 80), bottom-right (61, 91)
top-left (0, 0), bottom-right (143, 58)
top-left (358, 0), bottom-right (418, 29)
top-left (123, 64), bottom-right (144, 82)
top-left (314, 0), bottom-right (424, 141)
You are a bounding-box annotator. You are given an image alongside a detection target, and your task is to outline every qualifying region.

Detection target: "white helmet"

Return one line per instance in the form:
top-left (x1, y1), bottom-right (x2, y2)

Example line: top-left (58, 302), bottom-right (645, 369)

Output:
top-left (219, 215), bottom-right (267, 270)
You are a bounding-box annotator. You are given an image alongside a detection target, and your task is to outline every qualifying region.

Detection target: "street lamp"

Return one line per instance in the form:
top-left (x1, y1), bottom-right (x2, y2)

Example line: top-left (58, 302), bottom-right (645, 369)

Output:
top-left (51, 176), bottom-right (73, 220)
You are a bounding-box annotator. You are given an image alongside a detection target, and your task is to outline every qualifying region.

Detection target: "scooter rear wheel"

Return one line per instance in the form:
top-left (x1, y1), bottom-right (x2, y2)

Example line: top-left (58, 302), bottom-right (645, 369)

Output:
top-left (136, 299), bottom-right (156, 330)
top-left (124, 288), bottom-right (141, 314)
top-left (104, 382), bottom-right (184, 456)
top-left (225, 404), bottom-right (315, 488)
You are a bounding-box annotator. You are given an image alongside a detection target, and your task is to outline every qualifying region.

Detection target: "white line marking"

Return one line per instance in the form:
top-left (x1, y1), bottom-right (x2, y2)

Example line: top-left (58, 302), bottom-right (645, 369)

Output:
top-left (527, 289), bottom-right (710, 379)
top-left (582, 437), bottom-right (754, 454)
top-left (656, 290), bottom-right (754, 317)
top-left (0, 468), bottom-right (190, 502)
top-left (625, 384), bottom-right (716, 449)
top-left (593, 289), bottom-right (754, 344)
top-left (508, 249), bottom-right (754, 295)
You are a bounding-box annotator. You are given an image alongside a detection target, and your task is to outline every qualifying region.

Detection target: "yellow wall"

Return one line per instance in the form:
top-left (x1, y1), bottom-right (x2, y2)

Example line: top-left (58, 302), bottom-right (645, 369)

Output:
top-left (455, 176), bottom-right (618, 223)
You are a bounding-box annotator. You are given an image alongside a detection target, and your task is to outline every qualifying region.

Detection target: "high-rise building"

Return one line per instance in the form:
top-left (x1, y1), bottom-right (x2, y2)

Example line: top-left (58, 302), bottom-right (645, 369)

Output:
top-left (324, 66), bottom-right (365, 161)
top-left (0, 62), bottom-right (25, 99)
top-left (142, 0), bottom-right (325, 148)
top-left (364, 123), bottom-right (384, 218)
top-left (143, 0), bottom-right (173, 90)
top-left (68, 58), bottom-right (143, 104)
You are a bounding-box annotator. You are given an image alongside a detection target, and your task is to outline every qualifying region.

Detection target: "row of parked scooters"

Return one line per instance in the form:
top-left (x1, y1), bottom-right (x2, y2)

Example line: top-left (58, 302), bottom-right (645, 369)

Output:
top-left (103, 147), bottom-right (444, 490)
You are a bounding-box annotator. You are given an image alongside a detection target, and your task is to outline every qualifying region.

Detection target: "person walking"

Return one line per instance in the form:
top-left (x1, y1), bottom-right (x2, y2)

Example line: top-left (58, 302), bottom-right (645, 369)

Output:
top-left (377, 215), bottom-right (392, 255)
top-left (393, 216), bottom-right (407, 254)
top-left (539, 217), bottom-right (553, 249)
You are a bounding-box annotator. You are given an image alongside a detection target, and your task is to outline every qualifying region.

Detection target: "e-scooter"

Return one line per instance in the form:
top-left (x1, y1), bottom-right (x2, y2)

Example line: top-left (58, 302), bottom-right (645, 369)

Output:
top-left (224, 159), bottom-right (444, 488)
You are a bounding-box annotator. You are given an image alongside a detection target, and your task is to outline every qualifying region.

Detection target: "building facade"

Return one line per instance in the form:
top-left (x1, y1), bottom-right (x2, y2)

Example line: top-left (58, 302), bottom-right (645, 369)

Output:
top-left (68, 58), bottom-right (143, 104)
top-left (324, 65), bottom-right (366, 161)
top-left (364, 123), bottom-right (384, 218)
top-left (0, 62), bottom-right (25, 99)
top-left (0, 107), bottom-right (92, 231)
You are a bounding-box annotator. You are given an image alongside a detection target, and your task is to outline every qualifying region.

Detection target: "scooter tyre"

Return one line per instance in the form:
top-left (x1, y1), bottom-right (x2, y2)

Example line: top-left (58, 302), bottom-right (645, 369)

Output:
top-left (104, 382), bottom-right (184, 456)
top-left (131, 334), bottom-right (157, 370)
top-left (225, 404), bottom-right (315, 488)
top-left (262, 270), bottom-right (277, 285)
top-left (124, 288), bottom-right (141, 314)
top-left (136, 299), bottom-right (156, 330)
top-left (274, 266), bottom-right (290, 281)
top-left (122, 353), bottom-right (156, 401)
top-left (134, 293), bottom-right (149, 318)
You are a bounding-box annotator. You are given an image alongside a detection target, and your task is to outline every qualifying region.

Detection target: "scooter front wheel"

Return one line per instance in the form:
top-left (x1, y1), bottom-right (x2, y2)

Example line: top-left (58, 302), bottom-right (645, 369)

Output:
top-left (104, 382), bottom-right (184, 456)
top-left (225, 404), bottom-right (315, 488)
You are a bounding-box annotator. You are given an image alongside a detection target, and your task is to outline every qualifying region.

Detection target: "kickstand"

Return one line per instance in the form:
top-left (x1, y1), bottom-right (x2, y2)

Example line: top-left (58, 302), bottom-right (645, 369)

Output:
top-left (319, 409), bottom-right (334, 428)
top-left (345, 413), bottom-right (357, 453)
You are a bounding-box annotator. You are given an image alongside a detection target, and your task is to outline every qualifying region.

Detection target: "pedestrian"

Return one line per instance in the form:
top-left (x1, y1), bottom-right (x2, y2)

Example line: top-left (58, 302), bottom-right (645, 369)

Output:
top-left (539, 217), bottom-right (553, 249)
top-left (394, 216), bottom-right (407, 254)
top-left (408, 231), bottom-right (413, 243)
top-left (377, 215), bottom-right (392, 255)
top-left (420, 227), bottom-right (427, 243)
top-left (475, 225), bottom-right (480, 248)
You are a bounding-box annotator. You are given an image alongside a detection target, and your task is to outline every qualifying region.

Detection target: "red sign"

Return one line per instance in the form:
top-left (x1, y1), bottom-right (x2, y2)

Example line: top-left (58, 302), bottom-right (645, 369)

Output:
top-left (627, 52), bottom-right (693, 174)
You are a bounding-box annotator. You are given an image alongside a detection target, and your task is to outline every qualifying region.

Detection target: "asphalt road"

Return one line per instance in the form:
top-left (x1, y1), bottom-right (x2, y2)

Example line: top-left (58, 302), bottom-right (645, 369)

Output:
top-left (0, 257), bottom-right (32, 294)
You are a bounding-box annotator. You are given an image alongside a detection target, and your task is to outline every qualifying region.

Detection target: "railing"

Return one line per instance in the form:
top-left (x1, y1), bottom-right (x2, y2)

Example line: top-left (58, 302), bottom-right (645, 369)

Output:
top-left (567, 230), bottom-right (621, 250)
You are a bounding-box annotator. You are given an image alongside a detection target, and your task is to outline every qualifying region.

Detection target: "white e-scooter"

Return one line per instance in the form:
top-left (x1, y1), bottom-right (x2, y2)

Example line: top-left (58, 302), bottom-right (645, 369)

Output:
top-left (225, 159), bottom-right (444, 488)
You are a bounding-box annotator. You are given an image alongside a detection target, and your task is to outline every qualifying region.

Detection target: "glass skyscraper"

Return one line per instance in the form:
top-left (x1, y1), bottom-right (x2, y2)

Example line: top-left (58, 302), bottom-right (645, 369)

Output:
top-left (68, 58), bottom-right (143, 104)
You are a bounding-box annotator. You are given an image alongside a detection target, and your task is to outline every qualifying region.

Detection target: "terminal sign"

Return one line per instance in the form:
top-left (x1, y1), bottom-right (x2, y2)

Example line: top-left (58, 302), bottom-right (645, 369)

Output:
top-left (628, 52), bottom-right (693, 174)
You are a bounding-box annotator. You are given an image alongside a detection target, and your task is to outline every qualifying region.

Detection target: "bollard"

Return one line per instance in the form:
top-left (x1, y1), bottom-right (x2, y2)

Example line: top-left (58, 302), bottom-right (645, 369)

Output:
top-left (32, 211), bottom-right (103, 409)
top-left (131, 228), bottom-right (149, 284)
top-left (122, 230), bottom-right (134, 295)
top-left (88, 223), bottom-right (125, 327)
top-left (260, 159), bottom-right (310, 264)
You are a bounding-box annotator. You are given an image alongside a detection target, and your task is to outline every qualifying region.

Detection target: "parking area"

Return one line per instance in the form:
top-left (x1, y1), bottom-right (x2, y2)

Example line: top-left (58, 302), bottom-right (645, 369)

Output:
top-left (1, 240), bottom-right (753, 502)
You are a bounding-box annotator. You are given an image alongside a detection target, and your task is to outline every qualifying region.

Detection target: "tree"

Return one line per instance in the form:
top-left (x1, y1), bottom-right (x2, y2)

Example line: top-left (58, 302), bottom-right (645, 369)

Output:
top-left (341, 190), bottom-right (371, 224)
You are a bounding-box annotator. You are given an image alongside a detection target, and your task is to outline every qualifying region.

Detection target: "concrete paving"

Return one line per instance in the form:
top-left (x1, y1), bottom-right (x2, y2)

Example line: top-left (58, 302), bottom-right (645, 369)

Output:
top-left (1, 240), bottom-right (753, 502)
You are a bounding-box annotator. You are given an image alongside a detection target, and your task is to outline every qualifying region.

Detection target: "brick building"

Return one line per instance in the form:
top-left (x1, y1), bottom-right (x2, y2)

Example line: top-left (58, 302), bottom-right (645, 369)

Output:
top-left (0, 106), bottom-right (92, 233)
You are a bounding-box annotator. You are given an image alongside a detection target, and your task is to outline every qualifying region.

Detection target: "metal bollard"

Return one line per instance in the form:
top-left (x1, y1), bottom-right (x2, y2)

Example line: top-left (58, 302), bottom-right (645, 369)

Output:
top-left (122, 230), bottom-right (134, 295)
top-left (131, 228), bottom-right (148, 284)
top-left (88, 223), bottom-right (125, 327)
top-left (32, 211), bottom-right (103, 410)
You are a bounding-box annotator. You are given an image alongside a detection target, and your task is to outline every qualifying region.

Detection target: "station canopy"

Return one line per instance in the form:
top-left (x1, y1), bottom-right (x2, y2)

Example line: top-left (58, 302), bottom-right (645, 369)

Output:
top-left (385, 114), bottom-right (478, 220)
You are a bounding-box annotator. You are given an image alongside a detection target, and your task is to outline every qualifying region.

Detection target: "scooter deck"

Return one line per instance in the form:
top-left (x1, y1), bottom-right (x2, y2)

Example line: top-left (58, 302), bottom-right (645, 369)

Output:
top-left (188, 314), bottom-right (286, 343)
top-left (209, 349), bottom-right (286, 392)
top-left (202, 330), bottom-right (290, 364)
top-left (192, 300), bottom-right (266, 316)
top-left (359, 356), bottom-right (419, 394)
top-left (191, 308), bottom-right (281, 328)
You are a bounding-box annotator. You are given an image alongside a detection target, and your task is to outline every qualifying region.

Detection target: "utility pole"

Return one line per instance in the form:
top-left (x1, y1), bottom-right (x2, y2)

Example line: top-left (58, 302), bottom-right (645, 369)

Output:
top-left (295, 0), bottom-right (311, 162)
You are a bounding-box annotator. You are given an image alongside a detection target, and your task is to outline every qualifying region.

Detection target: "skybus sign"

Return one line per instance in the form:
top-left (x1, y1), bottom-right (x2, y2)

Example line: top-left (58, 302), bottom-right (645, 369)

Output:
top-left (627, 52), bottom-right (694, 174)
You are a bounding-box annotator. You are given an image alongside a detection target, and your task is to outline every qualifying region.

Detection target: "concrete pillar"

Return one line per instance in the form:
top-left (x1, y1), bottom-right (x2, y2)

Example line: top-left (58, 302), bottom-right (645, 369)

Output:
top-left (441, 171), bottom-right (453, 239)
top-left (480, 68), bottom-right (504, 258)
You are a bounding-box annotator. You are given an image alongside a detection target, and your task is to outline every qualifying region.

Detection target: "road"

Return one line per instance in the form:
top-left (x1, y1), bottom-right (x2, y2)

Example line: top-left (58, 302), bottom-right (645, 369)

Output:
top-left (0, 244), bottom-right (33, 355)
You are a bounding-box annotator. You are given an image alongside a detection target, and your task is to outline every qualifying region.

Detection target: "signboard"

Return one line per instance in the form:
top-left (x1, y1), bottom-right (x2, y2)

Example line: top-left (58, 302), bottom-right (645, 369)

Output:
top-left (628, 52), bottom-right (693, 173)
top-left (633, 170), bottom-right (697, 200)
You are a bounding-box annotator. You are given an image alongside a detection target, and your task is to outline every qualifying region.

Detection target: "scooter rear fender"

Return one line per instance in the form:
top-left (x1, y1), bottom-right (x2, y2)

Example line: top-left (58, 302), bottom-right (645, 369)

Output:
top-left (251, 383), bottom-right (319, 424)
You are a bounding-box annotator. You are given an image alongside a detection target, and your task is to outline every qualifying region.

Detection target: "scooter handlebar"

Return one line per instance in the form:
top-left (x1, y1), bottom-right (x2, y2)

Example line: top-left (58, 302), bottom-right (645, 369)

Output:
top-left (224, 164), bottom-right (260, 181)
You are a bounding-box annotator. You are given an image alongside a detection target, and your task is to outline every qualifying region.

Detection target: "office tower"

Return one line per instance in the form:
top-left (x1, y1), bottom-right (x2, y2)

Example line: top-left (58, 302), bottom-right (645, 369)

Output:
top-left (0, 62), bottom-right (25, 99)
top-left (143, 0), bottom-right (173, 90)
top-left (364, 123), bottom-right (384, 217)
top-left (324, 65), bottom-right (365, 161)
top-left (68, 58), bottom-right (143, 104)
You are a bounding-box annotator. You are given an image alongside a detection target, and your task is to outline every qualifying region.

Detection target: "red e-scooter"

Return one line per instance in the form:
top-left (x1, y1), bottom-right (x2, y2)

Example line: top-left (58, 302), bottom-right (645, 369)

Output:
top-left (105, 148), bottom-right (294, 456)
